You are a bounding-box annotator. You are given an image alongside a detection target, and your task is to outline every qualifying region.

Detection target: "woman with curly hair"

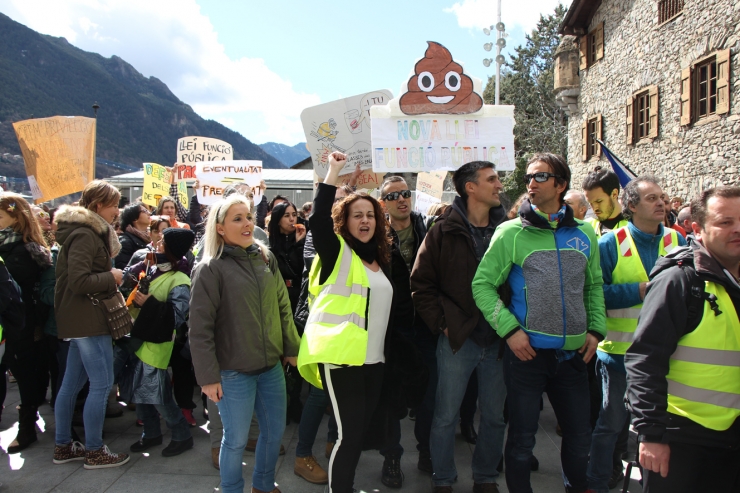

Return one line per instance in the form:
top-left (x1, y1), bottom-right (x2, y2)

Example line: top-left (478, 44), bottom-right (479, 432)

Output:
top-left (0, 193), bottom-right (52, 453)
top-left (297, 152), bottom-right (394, 493)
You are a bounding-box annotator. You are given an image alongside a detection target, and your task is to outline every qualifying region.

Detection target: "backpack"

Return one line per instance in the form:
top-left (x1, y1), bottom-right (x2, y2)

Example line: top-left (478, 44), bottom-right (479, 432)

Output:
top-left (0, 256), bottom-right (25, 340)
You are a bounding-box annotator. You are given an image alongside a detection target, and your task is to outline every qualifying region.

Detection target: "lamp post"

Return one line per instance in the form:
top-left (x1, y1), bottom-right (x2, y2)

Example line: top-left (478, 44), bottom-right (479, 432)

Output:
top-left (92, 102), bottom-right (100, 118)
top-left (483, 0), bottom-right (506, 105)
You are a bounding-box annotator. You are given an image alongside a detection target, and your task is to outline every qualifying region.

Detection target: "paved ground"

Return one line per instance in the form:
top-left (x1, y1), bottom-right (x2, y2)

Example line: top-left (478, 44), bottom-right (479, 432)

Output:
top-left (0, 379), bottom-right (644, 492)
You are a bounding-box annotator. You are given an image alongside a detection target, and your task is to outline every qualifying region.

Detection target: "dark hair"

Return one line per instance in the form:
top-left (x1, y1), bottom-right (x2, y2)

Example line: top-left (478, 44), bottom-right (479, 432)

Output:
top-left (268, 195), bottom-right (290, 212)
top-left (149, 215), bottom-right (172, 232)
top-left (690, 186), bottom-right (740, 228)
top-left (380, 175), bottom-right (407, 197)
top-left (331, 193), bottom-right (392, 267)
top-left (120, 203), bottom-right (147, 231)
top-left (453, 161), bottom-right (495, 201)
top-left (267, 201), bottom-right (297, 249)
top-left (527, 153), bottom-right (571, 202)
top-left (582, 166), bottom-right (620, 196)
top-left (507, 192), bottom-right (529, 219)
top-left (620, 176), bottom-right (660, 219)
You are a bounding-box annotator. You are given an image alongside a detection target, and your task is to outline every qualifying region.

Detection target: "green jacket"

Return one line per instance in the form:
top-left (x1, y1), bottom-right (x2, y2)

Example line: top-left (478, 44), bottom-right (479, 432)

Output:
top-left (472, 200), bottom-right (606, 350)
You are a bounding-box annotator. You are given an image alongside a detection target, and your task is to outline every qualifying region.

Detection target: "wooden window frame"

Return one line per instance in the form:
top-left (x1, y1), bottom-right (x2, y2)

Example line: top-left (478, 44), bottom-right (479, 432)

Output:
top-left (626, 85), bottom-right (659, 145)
top-left (581, 114), bottom-right (603, 162)
top-left (681, 50), bottom-right (731, 126)
top-left (579, 22), bottom-right (604, 71)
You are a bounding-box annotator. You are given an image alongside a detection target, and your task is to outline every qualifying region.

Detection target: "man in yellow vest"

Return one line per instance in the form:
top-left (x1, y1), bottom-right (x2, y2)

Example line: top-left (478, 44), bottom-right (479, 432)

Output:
top-left (587, 176), bottom-right (684, 493)
top-left (626, 186), bottom-right (740, 492)
top-left (582, 167), bottom-right (628, 237)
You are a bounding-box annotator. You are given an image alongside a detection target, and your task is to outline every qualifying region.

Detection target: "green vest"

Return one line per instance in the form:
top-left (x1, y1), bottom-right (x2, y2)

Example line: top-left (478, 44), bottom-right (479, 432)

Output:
top-left (130, 270), bottom-right (191, 369)
top-left (599, 225), bottom-right (679, 355)
top-left (587, 217), bottom-right (629, 238)
top-left (666, 281), bottom-right (740, 431)
top-left (297, 236), bottom-right (370, 389)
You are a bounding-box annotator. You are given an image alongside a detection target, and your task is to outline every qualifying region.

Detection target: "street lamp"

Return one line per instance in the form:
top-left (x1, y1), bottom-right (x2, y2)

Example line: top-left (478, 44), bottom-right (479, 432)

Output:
top-left (482, 0), bottom-right (507, 105)
top-left (92, 102), bottom-right (100, 118)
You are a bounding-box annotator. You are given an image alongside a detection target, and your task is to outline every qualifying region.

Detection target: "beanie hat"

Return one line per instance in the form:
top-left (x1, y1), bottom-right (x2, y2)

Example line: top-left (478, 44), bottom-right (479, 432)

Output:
top-left (162, 228), bottom-right (195, 259)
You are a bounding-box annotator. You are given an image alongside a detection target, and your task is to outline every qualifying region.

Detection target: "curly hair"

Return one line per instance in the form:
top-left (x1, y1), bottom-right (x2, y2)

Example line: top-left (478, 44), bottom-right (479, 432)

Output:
top-left (331, 192), bottom-right (392, 267)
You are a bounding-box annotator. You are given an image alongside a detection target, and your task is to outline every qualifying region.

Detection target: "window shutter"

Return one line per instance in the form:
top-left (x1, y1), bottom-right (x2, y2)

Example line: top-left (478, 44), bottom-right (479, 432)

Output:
top-left (716, 49), bottom-right (731, 115)
top-left (648, 85), bottom-right (659, 139)
top-left (680, 66), bottom-right (693, 125)
top-left (579, 36), bottom-right (588, 70)
top-left (596, 114), bottom-right (603, 157)
top-left (626, 95), bottom-right (635, 145)
top-left (595, 22), bottom-right (605, 61)
top-left (581, 120), bottom-right (588, 161)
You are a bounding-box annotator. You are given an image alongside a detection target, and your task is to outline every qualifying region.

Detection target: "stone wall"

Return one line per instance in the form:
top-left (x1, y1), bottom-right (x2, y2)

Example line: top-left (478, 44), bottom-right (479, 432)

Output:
top-left (566, 0), bottom-right (740, 200)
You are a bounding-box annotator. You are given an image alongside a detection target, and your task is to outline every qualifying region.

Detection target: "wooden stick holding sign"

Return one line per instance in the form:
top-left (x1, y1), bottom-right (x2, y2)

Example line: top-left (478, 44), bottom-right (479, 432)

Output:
top-left (195, 161), bottom-right (263, 206)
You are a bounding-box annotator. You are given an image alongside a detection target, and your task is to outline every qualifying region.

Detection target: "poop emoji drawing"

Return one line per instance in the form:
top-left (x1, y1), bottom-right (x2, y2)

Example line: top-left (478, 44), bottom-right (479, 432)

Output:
top-left (399, 42), bottom-right (484, 116)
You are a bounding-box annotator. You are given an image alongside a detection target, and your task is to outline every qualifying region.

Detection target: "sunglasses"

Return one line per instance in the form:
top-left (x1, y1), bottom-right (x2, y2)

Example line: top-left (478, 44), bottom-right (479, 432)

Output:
top-left (36, 210), bottom-right (50, 220)
top-left (523, 172), bottom-right (562, 184)
top-left (383, 190), bottom-right (412, 201)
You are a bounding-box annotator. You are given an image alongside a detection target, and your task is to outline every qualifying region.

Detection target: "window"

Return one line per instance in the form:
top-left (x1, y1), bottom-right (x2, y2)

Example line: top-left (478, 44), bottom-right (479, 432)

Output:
top-left (581, 114), bottom-right (602, 161)
top-left (658, 0), bottom-right (684, 24)
top-left (579, 22), bottom-right (604, 70)
top-left (681, 50), bottom-right (731, 125)
top-left (625, 86), bottom-right (659, 144)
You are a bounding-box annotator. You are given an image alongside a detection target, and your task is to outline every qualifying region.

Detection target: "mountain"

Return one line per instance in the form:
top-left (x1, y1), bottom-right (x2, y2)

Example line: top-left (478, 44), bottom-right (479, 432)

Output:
top-left (0, 12), bottom-right (284, 182)
top-left (259, 142), bottom-right (310, 167)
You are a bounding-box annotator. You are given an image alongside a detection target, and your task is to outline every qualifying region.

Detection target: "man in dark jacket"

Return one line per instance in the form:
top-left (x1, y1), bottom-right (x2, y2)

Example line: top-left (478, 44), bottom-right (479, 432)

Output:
top-left (411, 161), bottom-right (507, 493)
top-left (378, 176), bottom-right (432, 487)
top-left (625, 186), bottom-right (740, 492)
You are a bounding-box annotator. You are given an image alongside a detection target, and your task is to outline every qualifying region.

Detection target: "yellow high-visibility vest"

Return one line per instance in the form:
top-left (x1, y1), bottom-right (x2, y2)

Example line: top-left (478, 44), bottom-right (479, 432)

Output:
top-left (587, 217), bottom-right (629, 238)
top-left (666, 281), bottom-right (740, 431)
top-left (599, 225), bottom-right (678, 355)
top-left (297, 236), bottom-right (371, 389)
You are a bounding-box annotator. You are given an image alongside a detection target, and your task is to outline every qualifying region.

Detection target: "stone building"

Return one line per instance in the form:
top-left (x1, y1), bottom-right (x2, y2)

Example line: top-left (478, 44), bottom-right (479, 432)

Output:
top-left (554, 0), bottom-right (740, 200)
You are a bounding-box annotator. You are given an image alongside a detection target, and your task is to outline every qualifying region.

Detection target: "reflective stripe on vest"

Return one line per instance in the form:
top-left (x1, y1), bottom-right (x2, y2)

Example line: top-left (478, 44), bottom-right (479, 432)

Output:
top-left (667, 281), bottom-right (740, 431)
top-left (298, 236), bottom-right (371, 389)
top-left (599, 225), bottom-right (678, 355)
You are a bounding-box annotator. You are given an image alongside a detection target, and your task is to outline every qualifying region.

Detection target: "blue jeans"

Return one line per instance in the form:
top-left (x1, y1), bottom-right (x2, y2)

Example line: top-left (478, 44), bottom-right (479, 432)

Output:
top-left (430, 336), bottom-right (506, 487)
top-left (216, 363), bottom-right (286, 493)
top-left (587, 358), bottom-right (629, 492)
top-left (136, 372), bottom-right (192, 443)
top-left (54, 335), bottom-right (114, 451)
top-left (504, 347), bottom-right (592, 493)
top-left (296, 384), bottom-right (338, 457)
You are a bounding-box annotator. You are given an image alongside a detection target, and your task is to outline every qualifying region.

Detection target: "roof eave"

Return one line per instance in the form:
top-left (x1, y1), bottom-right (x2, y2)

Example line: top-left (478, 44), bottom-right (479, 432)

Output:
top-left (559, 0), bottom-right (602, 35)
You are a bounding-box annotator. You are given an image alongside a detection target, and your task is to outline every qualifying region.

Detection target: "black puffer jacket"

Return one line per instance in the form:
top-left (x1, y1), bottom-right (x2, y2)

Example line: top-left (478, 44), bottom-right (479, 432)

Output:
top-left (115, 231), bottom-right (148, 269)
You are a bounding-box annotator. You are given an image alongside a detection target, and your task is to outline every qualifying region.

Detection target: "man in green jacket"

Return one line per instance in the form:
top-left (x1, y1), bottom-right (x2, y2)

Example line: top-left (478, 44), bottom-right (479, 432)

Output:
top-left (472, 153), bottom-right (606, 493)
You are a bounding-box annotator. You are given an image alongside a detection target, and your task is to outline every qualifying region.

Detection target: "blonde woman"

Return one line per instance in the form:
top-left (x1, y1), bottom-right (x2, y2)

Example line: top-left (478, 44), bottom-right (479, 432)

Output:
top-left (189, 194), bottom-right (300, 493)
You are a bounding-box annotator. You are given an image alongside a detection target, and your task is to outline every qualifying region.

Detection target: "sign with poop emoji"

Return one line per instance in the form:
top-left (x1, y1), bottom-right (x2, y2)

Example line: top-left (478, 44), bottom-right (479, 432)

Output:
top-left (371, 42), bottom-right (515, 173)
top-left (300, 90), bottom-right (393, 179)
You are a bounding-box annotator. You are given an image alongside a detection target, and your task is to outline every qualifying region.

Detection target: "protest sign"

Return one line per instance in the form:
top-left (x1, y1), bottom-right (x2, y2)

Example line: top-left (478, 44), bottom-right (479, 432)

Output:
top-left (301, 90), bottom-right (393, 178)
top-left (177, 181), bottom-right (189, 209)
top-left (195, 161), bottom-right (262, 206)
top-left (416, 171), bottom-right (446, 200)
top-left (338, 170), bottom-right (386, 192)
top-left (371, 42), bottom-right (515, 174)
top-left (175, 136), bottom-right (233, 182)
top-left (414, 190), bottom-right (441, 214)
top-left (12, 116), bottom-right (96, 203)
top-left (142, 163), bottom-right (172, 207)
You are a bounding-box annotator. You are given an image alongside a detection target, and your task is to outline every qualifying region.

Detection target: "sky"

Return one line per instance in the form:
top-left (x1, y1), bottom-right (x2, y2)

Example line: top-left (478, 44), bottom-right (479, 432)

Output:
top-left (0, 0), bottom-right (565, 146)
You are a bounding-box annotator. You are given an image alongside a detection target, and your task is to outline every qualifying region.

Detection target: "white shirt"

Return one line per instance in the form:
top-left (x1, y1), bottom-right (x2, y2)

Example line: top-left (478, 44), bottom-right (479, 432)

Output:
top-left (364, 265), bottom-right (392, 364)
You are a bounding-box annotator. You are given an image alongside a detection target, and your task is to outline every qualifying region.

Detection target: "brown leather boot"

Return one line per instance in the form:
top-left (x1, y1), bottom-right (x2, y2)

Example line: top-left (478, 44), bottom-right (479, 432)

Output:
top-left (211, 447), bottom-right (219, 470)
top-left (294, 455), bottom-right (328, 484)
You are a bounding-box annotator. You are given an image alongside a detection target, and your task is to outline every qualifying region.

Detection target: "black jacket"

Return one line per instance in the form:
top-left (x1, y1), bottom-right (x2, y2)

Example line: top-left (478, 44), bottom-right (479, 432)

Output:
top-left (389, 211), bottom-right (428, 330)
top-left (625, 242), bottom-right (740, 449)
top-left (270, 232), bottom-right (305, 313)
top-left (115, 231), bottom-right (148, 269)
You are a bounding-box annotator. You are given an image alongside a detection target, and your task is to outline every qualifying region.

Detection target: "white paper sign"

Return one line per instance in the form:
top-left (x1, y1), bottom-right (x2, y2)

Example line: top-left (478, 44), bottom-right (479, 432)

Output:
top-left (196, 161), bottom-right (262, 206)
top-left (301, 90), bottom-right (393, 178)
top-left (414, 190), bottom-right (441, 214)
top-left (177, 136), bottom-right (233, 163)
top-left (27, 175), bottom-right (43, 200)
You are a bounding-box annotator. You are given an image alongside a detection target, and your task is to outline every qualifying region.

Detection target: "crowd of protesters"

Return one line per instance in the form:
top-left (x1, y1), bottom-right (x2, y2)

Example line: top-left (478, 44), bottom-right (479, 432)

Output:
top-left (0, 151), bottom-right (738, 493)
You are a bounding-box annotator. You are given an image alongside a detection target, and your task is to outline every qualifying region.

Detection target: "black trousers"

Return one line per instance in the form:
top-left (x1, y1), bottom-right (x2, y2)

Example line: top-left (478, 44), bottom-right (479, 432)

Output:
top-left (320, 363), bottom-right (384, 493)
top-left (169, 343), bottom-right (196, 409)
top-left (643, 440), bottom-right (740, 493)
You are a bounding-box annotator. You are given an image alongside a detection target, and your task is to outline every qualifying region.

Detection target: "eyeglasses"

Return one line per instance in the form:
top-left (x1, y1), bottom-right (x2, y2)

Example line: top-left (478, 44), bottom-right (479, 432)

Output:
top-left (382, 190), bottom-right (412, 201)
top-left (523, 172), bottom-right (563, 184)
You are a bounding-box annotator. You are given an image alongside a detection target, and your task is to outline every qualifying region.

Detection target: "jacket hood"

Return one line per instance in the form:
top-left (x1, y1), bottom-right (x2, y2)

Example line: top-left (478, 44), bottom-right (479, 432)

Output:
top-left (54, 205), bottom-right (109, 244)
top-left (443, 195), bottom-right (506, 234)
top-left (651, 241), bottom-right (738, 290)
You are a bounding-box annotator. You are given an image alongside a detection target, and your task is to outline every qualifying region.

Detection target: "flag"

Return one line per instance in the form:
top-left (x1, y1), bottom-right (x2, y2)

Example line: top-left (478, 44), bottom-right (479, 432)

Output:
top-left (595, 138), bottom-right (636, 188)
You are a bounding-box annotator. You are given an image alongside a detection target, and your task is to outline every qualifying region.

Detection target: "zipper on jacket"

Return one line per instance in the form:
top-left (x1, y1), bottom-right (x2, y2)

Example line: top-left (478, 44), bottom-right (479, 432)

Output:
top-left (553, 230), bottom-right (567, 343)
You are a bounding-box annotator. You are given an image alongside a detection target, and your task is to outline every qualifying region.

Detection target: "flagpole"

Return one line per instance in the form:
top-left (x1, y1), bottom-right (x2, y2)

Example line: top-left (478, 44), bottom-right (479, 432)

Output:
top-left (92, 102), bottom-right (99, 180)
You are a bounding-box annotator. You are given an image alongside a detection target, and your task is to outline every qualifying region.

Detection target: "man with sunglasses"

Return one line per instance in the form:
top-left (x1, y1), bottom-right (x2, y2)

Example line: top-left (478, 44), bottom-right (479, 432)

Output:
top-left (376, 175), bottom-right (431, 488)
top-left (472, 153), bottom-right (606, 493)
top-left (412, 161), bottom-right (508, 493)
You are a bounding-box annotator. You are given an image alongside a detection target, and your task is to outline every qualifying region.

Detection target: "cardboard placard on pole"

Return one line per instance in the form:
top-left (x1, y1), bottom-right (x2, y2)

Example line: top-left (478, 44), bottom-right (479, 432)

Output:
top-left (195, 161), bottom-right (262, 206)
top-left (12, 116), bottom-right (96, 203)
top-left (174, 136), bottom-right (233, 183)
top-left (416, 171), bottom-right (446, 199)
top-left (142, 163), bottom-right (172, 207)
top-left (414, 190), bottom-right (441, 214)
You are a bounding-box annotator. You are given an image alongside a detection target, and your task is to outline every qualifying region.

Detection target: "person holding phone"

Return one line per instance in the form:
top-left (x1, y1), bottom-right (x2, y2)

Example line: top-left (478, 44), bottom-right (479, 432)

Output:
top-left (267, 201), bottom-right (307, 314)
top-left (189, 194), bottom-right (300, 493)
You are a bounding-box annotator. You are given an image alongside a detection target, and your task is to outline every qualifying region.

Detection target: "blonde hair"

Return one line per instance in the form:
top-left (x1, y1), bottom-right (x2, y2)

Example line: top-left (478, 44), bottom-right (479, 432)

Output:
top-left (202, 195), bottom-right (253, 260)
top-left (79, 180), bottom-right (120, 212)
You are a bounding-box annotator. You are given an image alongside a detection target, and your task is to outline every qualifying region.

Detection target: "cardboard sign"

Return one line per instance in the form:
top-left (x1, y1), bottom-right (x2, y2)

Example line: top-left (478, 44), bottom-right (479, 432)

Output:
top-left (177, 181), bottom-right (189, 210)
top-left (371, 42), bottom-right (515, 173)
top-left (196, 161), bottom-right (262, 206)
top-left (414, 190), bottom-right (441, 214)
top-left (301, 90), bottom-right (393, 178)
top-left (177, 136), bottom-right (233, 163)
top-left (142, 163), bottom-right (172, 207)
top-left (338, 170), bottom-right (386, 192)
top-left (416, 171), bottom-right (446, 200)
top-left (12, 116), bottom-right (96, 203)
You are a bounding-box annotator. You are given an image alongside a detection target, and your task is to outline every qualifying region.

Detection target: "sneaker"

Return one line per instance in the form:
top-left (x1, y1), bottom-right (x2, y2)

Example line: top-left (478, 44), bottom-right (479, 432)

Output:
top-left (473, 483), bottom-right (500, 493)
top-left (381, 456), bottom-right (404, 488)
top-left (84, 445), bottom-right (130, 469)
top-left (181, 408), bottom-right (197, 427)
top-left (417, 449), bottom-right (433, 474)
top-left (53, 441), bottom-right (86, 464)
top-left (294, 455), bottom-right (328, 484)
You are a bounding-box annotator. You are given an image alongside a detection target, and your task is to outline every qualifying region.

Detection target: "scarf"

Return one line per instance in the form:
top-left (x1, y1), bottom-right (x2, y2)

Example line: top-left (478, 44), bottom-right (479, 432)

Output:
top-left (91, 212), bottom-right (122, 258)
top-left (0, 228), bottom-right (53, 268)
top-left (351, 237), bottom-right (378, 264)
top-left (0, 228), bottom-right (22, 247)
top-left (125, 224), bottom-right (151, 245)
